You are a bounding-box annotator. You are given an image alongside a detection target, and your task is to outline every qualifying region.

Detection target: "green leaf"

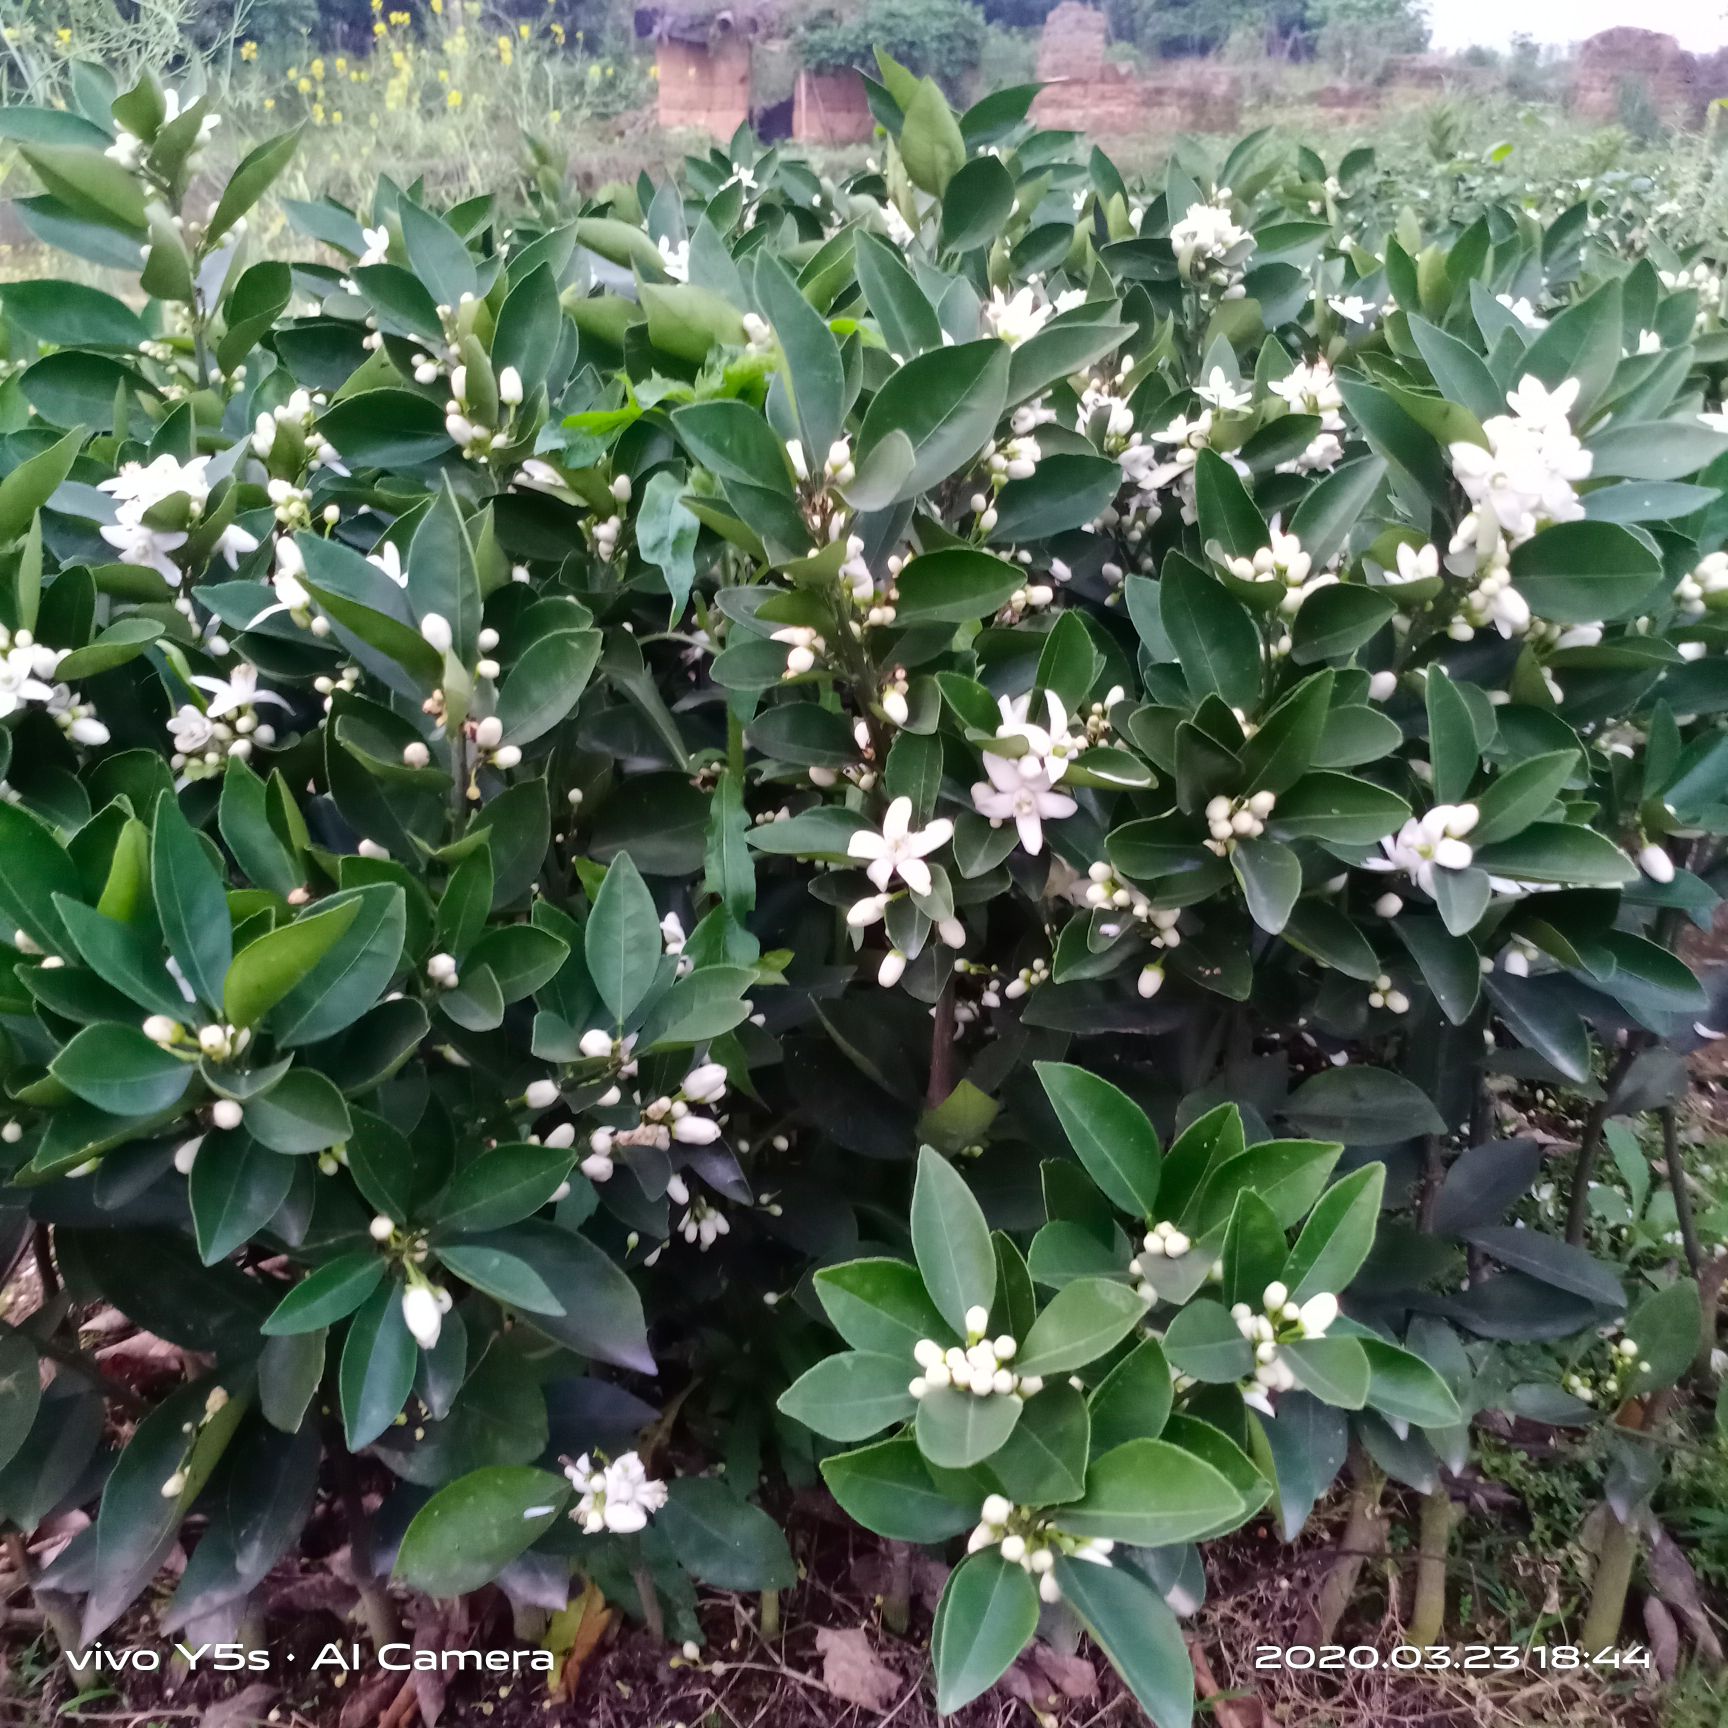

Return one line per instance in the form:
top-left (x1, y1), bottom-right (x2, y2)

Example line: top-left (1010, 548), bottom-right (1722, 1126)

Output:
top-left (900, 77), bottom-right (967, 196)
top-left (2, 279), bottom-right (146, 349)
top-left (1163, 1299), bottom-right (1254, 1382)
top-left (0, 1331), bottom-right (42, 1476)
top-left (815, 1258), bottom-right (954, 1356)
top-left (243, 1068), bottom-right (353, 1155)
top-left (820, 1436), bottom-right (978, 1542)
top-left (931, 1551), bottom-right (1040, 1714)
top-left (1392, 915), bottom-right (1482, 1025)
top-left (1359, 1338), bottom-right (1463, 1427)
top-left (916, 1384), bottom-right (1021, 1468)
top-left (497, 629), bottom-right (601, 747)
top-left (1055, 1560), bottom-right (1194, 1728)
top-left (430, 1145), bottom-right (574, 1236)
top-left (151, 791), bottom-right (232, 1009)
top-left (267, 884), bottom-right (407, 1048)
top-left (777, 1351), bottom-right (916, 1441)
top-left (1087, 1335), bottom-right (1174, 1451)
top-left (262, 1253), bottom-right (385, 1336)
top-left (1160, 560), bottom-right (1262, 710)
top-left (1472, 823), bottom-right (1635, 887)
top-left (223, 900), bottom-right (360, 1028)
top-left (207, 126), bottom-right (301, 245)
top-left (20, 142), bottom-right (147, 231)
top-left (636, 470), bottom-right (701, 623)
top-left (49, 1023), bottom-right (192, 1116)
top-left (1282, 1164), bottom-right (1383, 1303)
top-left (1470, 750), bottom-right (1577, 847)
top-left (1055, 1438), bottom-right (1243, 1544)
top-left (660, 1478), bottom-right (796, 1590)
top-left (1035, 1061), bottom-right (1161, 1218)
top-left (190, 1129), bottom-right (295, 1263)
top-left (395, 1466), bottom-right (568, 1596)
top-left (986, 1380), bottom-right (1090, 1504)
top-left (1625, 1279), bottom-right (1702, 1395)
top-left (1233, 837), bottom-right (1302, 935)
top-left (894, 546), bottom-right (1025, 624)
top-left (0, 802), bottom-right (75, 957)
top-left (856, 229), bottom-right (942, 359)
top-left (1509, 521), bottom-right (1664, 625)
top-left (857, 340), bottom-right (1010, 502)
top-left (756, 250), bottom-right (844, 468)
top-left (1284, 1067), bottom-right (1445, 1142)
top-left (340, 1281), bottom-right (419, 1448)
top-left (911, 1146), bottom-right (997, 1337)
top-left (1016, 1279), bottom-right (1148, 1379)
top-left (939, 153), bottom-right (1015, 252)
top-left (585, 853), bottom-right (661, 1027)
top-left (409, 482), bottom-right (484, 666)
top-left (1282, 1336), bottom-right (1371, 1407)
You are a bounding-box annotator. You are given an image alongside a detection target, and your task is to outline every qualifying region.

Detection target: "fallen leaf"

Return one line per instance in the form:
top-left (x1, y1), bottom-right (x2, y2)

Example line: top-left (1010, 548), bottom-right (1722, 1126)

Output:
top-left (545, 1577), bottom-right (613, 1701)
top-left (815, 1626), bottom-right (899, 1711)
top-left (1031, 1641), bottom-right (1097, 1700)
top-left (202, 1682), bottom-right (278, 1728)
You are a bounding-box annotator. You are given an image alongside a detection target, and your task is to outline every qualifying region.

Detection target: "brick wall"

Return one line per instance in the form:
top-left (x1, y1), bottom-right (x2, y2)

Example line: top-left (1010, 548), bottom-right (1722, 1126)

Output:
top-left (655, 35), bottom-right (753, 138)
top-left (793, 68), bottom-right (874, 144)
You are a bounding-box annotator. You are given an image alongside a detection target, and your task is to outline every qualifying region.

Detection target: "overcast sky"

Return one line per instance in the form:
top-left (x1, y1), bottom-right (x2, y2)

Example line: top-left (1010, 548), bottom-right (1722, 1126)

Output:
top-left (1427, 0), bottom-right (1726, 51)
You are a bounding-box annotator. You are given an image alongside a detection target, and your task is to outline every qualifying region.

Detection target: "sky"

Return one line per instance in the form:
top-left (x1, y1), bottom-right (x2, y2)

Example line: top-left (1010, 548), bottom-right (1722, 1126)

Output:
top-left (1426, 0), bottom-right (1727, 52)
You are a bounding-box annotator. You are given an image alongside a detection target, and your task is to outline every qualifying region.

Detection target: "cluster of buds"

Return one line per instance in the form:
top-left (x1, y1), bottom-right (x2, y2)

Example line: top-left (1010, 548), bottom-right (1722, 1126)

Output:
top-left (770, 624), bottom-right (825, 680)
top-left (1223, 525), bottom-right (1337, 618)
top-left (993, 575), bottom-right (1057, 621)
top-left (1083, 864), bottom-right (1183, 948)
top-left (1002, 957), bottom-right (1050, 1001)
top-left (880, 669), bottom-right (911, 728)
top-left (1677, 551), bottom-right (1728, 620)
top-left (1128, 1221), bottom-right (1193, 1298)
top-left (266, 478), bottom-right (315, 531)
top-left (966, 1495), bottom-right (1114, 1603)
top-left (1563, 1334), bottom-right (1641, 1406)
top-left (1168, 197), bottom-right (1253, 297)
top-left (0, 625), bottom-right (109, 748)
top-left (146, 1016), bottom-right (254, 1064)
top-left (1203, 791), bottom-right (1276, 855)
top-left (676, 1191), bottom-right (731, 1250)
top-left (158, 1384), bottom-right (231, 1500)
top-left (470, 712), bottom-right (521, 772)
top-left (909, 1307), bottom-right (1041, 1402)
top-left (788, 436), bottom-right (856, 491)
top-left (1367, 973), bottom-right (1411, 1015)
top-left (1076, 373), bottom-right (1136, 446)
top-left (401, 1271), bottom-right (455, 1349)
top-left (985, 434), bottom-right (1041, 483)
top-left (426, 951), bottom-right (460, 990)
top-left (250, 389), bottom-right (346, 478)
top-left (583, 1060), bottom-right (726, 1184)
top-left (589, 475), bottom-right (632, 562)
top-left (1078, 689), bottom-right (1124, 747)
top-left (166, 698), bottom-right (277, 785)
top-left (107, 87), bottom-right (221, 179)
top-left (1232, 1281), bottom-right (1339, 1408)
top-left (1450, 560), bottom-right (1531, 642)
top-left (445, 356), bottom-right (524, 462)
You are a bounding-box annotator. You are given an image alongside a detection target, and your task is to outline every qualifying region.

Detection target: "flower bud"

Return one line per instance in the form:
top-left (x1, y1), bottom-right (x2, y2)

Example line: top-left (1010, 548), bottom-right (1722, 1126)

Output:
top-left (401, 1283), bottom-right (443, 1350)
top-left (525, 1079), bottom-right (560, 1111)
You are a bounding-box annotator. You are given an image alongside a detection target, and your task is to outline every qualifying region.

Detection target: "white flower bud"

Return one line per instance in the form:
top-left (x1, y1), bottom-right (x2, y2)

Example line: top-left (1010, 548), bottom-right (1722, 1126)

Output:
top-left (965, 1304), bottom-right (990, 1337)
top-left (211, 1099), bottom-right (244, 1131)
top-left (1638, 842), bottom-right (1675, 884)
top-left (579, 1028), bottom-right (614, 1059)
top-left (498, 365), bottom-right (523, 406)
top-left (143, 1015), bottom-right (182, 1045)
top-left (370, 1213), bottom-right (394, 1242)
top-left (877, 949), bottom-right (907, 988)
top-left (525, 1079), bottom-right (560, 1110)
top-left (403, 740), bottom-right (431, 769)
top-left (419, 612), bottom-right (453, 653)
top-left (402, 1283), bottom-right (443, 1349)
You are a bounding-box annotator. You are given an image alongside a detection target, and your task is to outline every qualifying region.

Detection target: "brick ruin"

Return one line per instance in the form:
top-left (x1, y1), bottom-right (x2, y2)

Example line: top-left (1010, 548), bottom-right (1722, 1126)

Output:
top-left (637, 5), bottom-right (1727, 145)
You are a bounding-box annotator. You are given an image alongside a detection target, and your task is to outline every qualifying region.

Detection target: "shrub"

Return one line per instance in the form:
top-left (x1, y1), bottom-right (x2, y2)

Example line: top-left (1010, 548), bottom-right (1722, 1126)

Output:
top-left (0, 48), bottom-right (1723, 1721)
top-left (796, 0), bottom-right (984, 92)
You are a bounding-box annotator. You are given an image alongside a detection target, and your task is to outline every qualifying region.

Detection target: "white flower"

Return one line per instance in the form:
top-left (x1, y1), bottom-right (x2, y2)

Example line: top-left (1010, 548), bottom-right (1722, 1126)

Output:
top-left (1389, 542), bottom-right (1439, 585)
top-left (970, 755), bottom-right (1077, 856)
top-left (991, 690), bottom-right (1083, 783)
top-left (657, 236), bottom-right (690, 282)
top-left (982, 285), bottom-right (1054, 348)
top-left (358, 224), bottom-right (390, 267)
top-left (99, 518), bottom-right (188, 582)
top-left (1369, 804), bottom-right (1479, 896)
top-left (367, 540), bottom-right (408, 585)
top-left (1269, 357), bottom-right (1344, 426)
top-left (567, 1450), bottom-right (668, 1534)
top-left (846, 797), bottom-right (954, 897)
top-left (189, 663), bottom-right (288, 720)
top-left (1193, 367), bottom-right (1251, 411)
top-left (1328, 294), bottom-right (1377, 325)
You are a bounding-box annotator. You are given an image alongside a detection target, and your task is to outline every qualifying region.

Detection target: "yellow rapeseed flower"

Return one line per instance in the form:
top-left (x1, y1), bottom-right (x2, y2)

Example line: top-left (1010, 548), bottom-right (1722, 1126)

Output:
top-left (437, 67), bottom-right (448, 81)
top-left (371, 0), bottom-right (383, 12)
top-left (517, 21), bottom-right (530, 37)
top-left (447, 88), bottom-right (462, 107)
top-left (240, 38), bottom-right (257, 59)
top-left (288, 64), bottom-right (299, 77)
top-left (335, 54), bottom-right (347, 71)
top-left (389, 9), bottom-right (411, 23)
top-left (311, 102), bottom-right (325, 124)
top-left (56, 26), bottom-right (72, 43)
top-left (496, 34), bottom-right (513, 64)
top-left (297, 76), bottom-right (312, 92)
top-left (550, 21), bottom-right (564, 42)
top-left (332, 109), bottom-right (343, 123)
top-left (431, 0), bottom-right (442, 12)
top-left (263, 95), bottom-right (276, 109)
top-left (649, 61), bottom-right (659, 79)
top-left (373, 21), bottom-right (386, 37)
top-left (310, 56), bottom-right (325, 79)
